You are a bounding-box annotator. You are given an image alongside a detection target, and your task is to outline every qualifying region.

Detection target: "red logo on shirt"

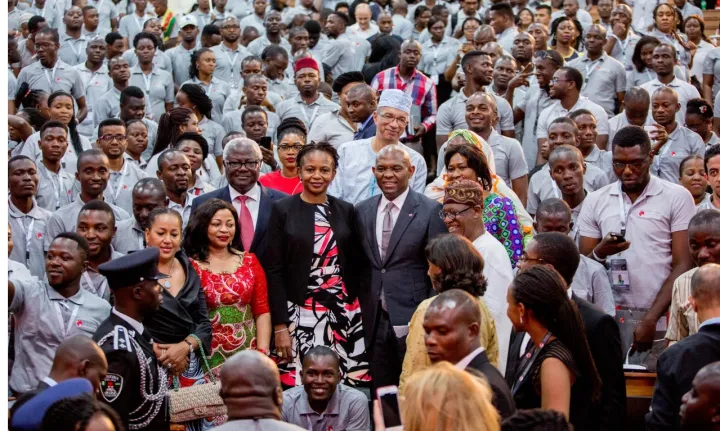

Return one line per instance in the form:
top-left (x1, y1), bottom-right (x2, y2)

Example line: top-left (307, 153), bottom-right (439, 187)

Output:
top-left (56, 78), bottom-right (61, 82)
top-left (76, 320), bottom-right (83, 327)
top-left (639, 211), bottom-right (645, 216)
top-left (123, 185), bottom-right (128, 190)
top-left (671, 151), bottom-right (676, 157)
top-left (36, 232), bottom-right (42, 239)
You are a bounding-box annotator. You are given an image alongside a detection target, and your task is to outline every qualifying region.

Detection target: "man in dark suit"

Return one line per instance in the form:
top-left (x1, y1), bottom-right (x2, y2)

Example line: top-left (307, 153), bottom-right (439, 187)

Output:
top-left (190, 137), bottom-right (287, 266)
top-left (424, 289), bottom-right (516, 419)
top-left (508, 228), bottom-right (626, 431)
top-left (647, 264), bottom-right (720, 430)
top-left (679, 361), bottom-right (720, 430)
top-left (9, 335), bottom-right (108, 416)
top-left (355, 145), bottom-right (447, 389)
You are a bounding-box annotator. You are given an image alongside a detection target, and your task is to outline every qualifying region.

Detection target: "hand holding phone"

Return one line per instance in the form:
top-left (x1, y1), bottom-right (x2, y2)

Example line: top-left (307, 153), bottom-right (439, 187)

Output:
top-left (377, 386), bottom-right (403, 430)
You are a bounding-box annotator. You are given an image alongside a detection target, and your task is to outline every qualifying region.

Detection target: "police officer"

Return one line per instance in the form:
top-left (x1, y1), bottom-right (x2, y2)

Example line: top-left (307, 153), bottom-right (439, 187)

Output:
top-left (93, 247), bottom-right (170, 431)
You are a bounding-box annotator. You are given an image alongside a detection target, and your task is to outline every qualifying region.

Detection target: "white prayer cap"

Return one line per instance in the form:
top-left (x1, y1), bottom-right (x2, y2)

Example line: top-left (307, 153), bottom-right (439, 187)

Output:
top-left (378, 89), bottom-right (412, 114)
top-left (20, 13), bottom-right (33, 25)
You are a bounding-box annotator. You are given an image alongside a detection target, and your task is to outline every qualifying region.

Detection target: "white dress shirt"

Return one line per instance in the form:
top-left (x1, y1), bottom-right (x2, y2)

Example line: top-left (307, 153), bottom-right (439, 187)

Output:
top-left (455, 346), bottom-right (486, 370)
top-left (112, 307), bottom-right (144, 334)
top-left (375, 187), bottom-right (410, 256)
top-left (229, 182), bottom-right (262, 230)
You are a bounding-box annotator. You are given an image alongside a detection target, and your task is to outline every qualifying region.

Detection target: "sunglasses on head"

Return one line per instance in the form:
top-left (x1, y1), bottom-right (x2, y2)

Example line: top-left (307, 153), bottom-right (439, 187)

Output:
top-left (534, 50), bottom-right (561, 66)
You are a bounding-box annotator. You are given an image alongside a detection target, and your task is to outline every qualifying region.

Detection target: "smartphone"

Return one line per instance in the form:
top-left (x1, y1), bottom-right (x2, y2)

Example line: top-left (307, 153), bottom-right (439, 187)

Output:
top-left (377, 386), bottom-right (403, 430)
top-left (612, 229), bottom-right (626, 242)
top-left (259, 136), bottom-right (272, 150)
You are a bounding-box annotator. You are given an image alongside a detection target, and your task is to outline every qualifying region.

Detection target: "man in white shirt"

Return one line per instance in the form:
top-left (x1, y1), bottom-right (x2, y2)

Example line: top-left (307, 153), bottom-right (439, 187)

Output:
top-left (423, 290), bottom-right (516, 418)
top-left (240, 0), bottom-right (268, 36)
top-left (551, 0), bottom-right (593, 32)
top-left (608, 86), bottom-right (652, 146)
top-left (391, 0), bottom-right (414, 40)
top-left (349, 3), bottom-right (379, 39)
top-left (605, 5), bottom-right (640, 72)
top-left (441, 179), bottom-right (515, 374)
top-left (487, 3), bottom-right (518, 53)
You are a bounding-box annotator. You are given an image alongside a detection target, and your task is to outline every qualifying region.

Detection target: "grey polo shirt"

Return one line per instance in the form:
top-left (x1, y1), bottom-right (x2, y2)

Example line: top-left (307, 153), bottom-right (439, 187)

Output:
top-left (121, 48), bottom-right (172, 74)
top-left (419, 37), bottom-right (460, 77)
top-left (608, 111), bottom-right (654, 146)
top-left (118, 12), bottom-right (151, 44)
top-left (8, 278), bottom-right (111, 393)
top-left (608, 31), bottom-right (640, 71)
top-left (651, 125), bottom-right (706, 184)
top-left (181, 77), bottom-right (231, 121)
top-left (569, 52), bottom-right (627, 116)
top-left (307, 111), bottom-right (357, 149)
top-left (223, 89), bottom-right (284, 114)
top-left (486, 129), bottom-right (529, 187)
top-left (436, 90), bottom-right (515, 137)
top-left (27, 6), bottom-right (58, 31)
top-left (240, 13), bottom-right (266, 36)
top-left (247, 34), bottom-right (293, 58)
top-left (168, 196), bottom-right (194, 229)
top-left (92, 87), bottom-right (152, 132)
top-left (527, 163), bottom-right (610, 215)
top-left (497, 26), bottom-right (519, 53)
top-left (80, 247), bottom-right (124, 301)
top-left (199, 116), bottom-right (228, 157)
top-left (583, 145), bottom-right (614, 181)
top-left (45, 198), bottom-right (131, 250)
top-left (13, 131), bottom-right (93, 176)
top-left (571, 255), bottom-right (616, 317)
top-left (114, 216), bottom-right (145, 254)
top-left (640, 77), bottom-right (701, 125)
top-left (128, 65), bottom-right (175, 121)
top-left (36, 160), bottom-right (75, 212)
top-left (517, 84), bottom-right (553, 167)
top-left (221, 106), bottom-right (280, 141)
top-left (103, 159), bottom-right (149, 214)
top-left (266, 78), bottom-right (295, 101)
top-left (536, 96), bottom-right (610, 141)
top-left (17, 59), bottom-right (86, 100)
top-left (58, 33), bottom-right (89, 66)
top-left (281, 384), bottom-right (371, 431)
top-left (8, 7), bottom-right (22, 32)
top-left (275, 94), bottom-right (341, 130)
top-left (166, 44), bottom-right (198, 86)
top-left (88, 0), bottom-right (119, 35)
top-left (704, 47), bottom-right (720, 102)
top-left (322, 35), bottom-right (358, 79)
top-left (75, 63), bottom-right (113, 137)
top-left (9, 199), bottom-right (53, 278)
top-left (210, 43), bottom-right (251, 89)
top-left (9, 260), bottom-right (33, 281)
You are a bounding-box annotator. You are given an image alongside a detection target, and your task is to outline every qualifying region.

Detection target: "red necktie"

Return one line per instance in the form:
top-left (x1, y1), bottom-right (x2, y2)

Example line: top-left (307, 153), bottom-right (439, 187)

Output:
top-left (236, 195), bottom-right (255, 251)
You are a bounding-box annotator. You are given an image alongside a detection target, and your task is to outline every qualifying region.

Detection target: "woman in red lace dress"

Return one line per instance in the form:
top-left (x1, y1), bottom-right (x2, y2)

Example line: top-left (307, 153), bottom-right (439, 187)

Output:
top-left (182, 198), bottom-right (271, 381)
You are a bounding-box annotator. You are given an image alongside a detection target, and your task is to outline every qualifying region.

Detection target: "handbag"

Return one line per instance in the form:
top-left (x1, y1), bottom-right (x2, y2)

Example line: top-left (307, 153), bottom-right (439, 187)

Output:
top-left (169, 334), bottom-right (227, 423)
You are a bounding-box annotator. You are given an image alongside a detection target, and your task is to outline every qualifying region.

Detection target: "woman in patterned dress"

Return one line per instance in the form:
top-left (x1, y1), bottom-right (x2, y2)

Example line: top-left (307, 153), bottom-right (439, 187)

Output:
top-left (181, 198), bottom-right (271, 382)
top-left (265, 142), bottom-right (371, 388)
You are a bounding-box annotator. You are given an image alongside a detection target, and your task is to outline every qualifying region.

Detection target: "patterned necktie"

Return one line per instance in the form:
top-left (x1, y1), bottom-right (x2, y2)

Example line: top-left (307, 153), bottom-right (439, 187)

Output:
top-left (380, 202), bottom-right (395, 260)
top-left (236, 195), bottom-right (255, 251)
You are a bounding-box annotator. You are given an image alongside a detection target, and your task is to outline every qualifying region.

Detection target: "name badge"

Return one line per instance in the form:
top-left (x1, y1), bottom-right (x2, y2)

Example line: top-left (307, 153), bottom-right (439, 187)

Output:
top-left (610, 258), bottom-right (630, 291)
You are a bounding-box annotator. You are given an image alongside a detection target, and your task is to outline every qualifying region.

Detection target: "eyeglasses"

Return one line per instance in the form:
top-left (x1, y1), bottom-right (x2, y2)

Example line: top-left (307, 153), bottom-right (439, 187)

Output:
top-left (439, 206), bottom-right (472, 220)
top-left (100, 134), bottom-right (127, 143)
top-left (225, 160), bottom-right (260, 169)
top-left (612, 158), bottom-right (650, 171)
top-left (550, 77), bottom-right (572, 84)
top-left (534, 50), bottom-right (561, 66)
top-left (518, 254), bottom-right (544, 263)
top-left (277, 144), bottom-right (303, 151)
top-left (379, 113), bottom-right (409, 127)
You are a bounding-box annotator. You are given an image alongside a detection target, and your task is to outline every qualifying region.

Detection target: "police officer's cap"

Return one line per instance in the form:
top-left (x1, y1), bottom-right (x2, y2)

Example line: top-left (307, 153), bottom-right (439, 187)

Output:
top-left (98, 248), bottom-right (169, 290)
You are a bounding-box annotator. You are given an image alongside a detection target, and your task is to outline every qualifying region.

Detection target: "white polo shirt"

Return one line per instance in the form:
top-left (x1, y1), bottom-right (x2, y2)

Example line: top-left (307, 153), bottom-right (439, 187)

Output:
top-left (640, 77), bottom-right (701, 126)
top-left (536, 96), bottom-right (610, 141)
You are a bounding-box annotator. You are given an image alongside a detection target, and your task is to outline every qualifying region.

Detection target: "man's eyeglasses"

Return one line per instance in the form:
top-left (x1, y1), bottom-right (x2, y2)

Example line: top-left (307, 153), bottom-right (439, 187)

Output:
top-left (534, 50), bottom-right (561, 66)
top-left (518, 254), bottom-right (544, 263)
top-left (550, 77), bottom-right (571, 84)
top-left (100, 134), bottom-right (127, 143)
top-left (225, 160), bottom-right (260, 170)
top-left (439, 206), bottom-right (472, 220)
top-left (379, 113), bottom-right (409, 127)
top-left (612, 158), bottom-right (650, 171)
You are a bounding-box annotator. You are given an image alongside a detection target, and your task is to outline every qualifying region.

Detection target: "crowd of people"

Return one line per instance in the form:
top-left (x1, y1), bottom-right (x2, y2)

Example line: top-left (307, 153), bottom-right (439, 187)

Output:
top-left (6, 0), bottom-right (720, 429)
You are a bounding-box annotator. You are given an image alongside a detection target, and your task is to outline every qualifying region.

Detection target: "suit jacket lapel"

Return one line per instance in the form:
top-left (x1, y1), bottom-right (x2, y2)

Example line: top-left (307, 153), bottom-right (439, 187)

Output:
top-left (383, 190), bottom-right (419, 264)
top-left (221, 186), bottom-right (232, 203)
top-left (364, 196), bottom-right (382, 267)
top-left (250, 185), bottom-right (272, 252)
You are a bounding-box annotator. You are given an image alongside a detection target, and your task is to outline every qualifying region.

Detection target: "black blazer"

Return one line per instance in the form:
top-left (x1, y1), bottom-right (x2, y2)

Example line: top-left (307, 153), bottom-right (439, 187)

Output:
top-left (573, 294), bottom-right (626, 431)
top-left (467, 350), bottom-right (517, 420)
top-left (354, 189), bottom-right (447, 342)
top-left (505, 296), bottom-right (627, 430)
top-left (190, 184), bottom-right (287, 265)
top-left (264, 194), bottom-right (367, 325)
top-left (646, 323), bottom-right (720, 430)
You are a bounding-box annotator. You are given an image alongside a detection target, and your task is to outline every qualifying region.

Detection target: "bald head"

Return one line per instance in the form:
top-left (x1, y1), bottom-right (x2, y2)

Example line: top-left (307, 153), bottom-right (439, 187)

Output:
top-left (691, 264), bottom-right (720, 308)
top-left (400, 39), bottom-right (422, 52)
top-left (376, 144), bottom-right (412, 167)
top-left (347, 83), bottom-right (376, 101)
top-left (625, 86), bottom-right (650, 106)
top-left (49, 335), bottom-right (107, 393)
top-left (423, 290), bottom-right (482, 364)
top-left (474, 25), bottom-right (496, 47)
top-left (652, 86), bottom-right (679, 104)
top-left (220, 350), bottom-right (283, 420)
top-left (426, 289), bottom-right (482, 325)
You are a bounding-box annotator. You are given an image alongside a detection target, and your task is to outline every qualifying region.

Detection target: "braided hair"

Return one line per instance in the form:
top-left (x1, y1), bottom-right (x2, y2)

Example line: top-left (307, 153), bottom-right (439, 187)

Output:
top-left (14, 83), bottom-right (48, 130)
top-left (179, 83), bottom-right (213, 120)
top-left (188, 47), bottom-right (214, 80)
top-left (152, 107), bottom-right (194, 156)
top-left (48, 91), bottom-right (83, 155)
top-left (296, 140), bottom-right (339, 169)
top-left (39, 394), bottom-right (125, 431)
top-left (276, 116), bottom-right (307, 144)
top-left (510, 266), bottom-right (602, 402)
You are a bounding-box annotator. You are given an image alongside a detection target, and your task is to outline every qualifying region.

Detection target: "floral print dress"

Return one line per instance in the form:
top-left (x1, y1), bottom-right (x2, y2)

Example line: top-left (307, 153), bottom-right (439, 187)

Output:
top-left (190, 253), bottom-right (270, 378)
top-left (276, 203), bottom-right (371, 388)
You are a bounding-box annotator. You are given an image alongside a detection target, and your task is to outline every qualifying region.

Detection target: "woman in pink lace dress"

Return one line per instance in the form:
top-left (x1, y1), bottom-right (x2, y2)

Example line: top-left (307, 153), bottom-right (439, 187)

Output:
top-left (182, 198), bottom-right (271, 382)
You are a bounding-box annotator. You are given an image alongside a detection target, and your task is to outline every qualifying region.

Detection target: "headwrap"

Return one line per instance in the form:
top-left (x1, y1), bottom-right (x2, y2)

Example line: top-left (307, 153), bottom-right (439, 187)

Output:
top-left (378, 89), bottom-right (412, 114)
top-left (444, 179), bottom-right (484, 207)
top-left (445, 129), bottom-right (496, 174)
top-left (295, 57), bottom-right (319, 73)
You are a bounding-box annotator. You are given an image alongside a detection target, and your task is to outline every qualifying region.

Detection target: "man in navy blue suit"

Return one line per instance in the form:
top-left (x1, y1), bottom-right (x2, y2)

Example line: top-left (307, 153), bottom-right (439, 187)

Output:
top-left (190, 137), bottom-right (287, 265)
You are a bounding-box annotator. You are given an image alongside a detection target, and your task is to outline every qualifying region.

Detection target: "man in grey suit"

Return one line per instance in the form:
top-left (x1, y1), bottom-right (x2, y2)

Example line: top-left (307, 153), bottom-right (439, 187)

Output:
top-left (354, 145), bottom-right (447, 390)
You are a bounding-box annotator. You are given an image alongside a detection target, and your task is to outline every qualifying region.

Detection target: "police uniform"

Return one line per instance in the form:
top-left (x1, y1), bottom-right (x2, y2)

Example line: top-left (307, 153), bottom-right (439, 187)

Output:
top-left (93, 248), bottom-right (170, 431)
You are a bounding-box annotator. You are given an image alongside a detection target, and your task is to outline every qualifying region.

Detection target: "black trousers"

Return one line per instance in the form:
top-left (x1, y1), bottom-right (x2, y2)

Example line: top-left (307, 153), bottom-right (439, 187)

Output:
top-left (369, 307), bottom-right (407, 395)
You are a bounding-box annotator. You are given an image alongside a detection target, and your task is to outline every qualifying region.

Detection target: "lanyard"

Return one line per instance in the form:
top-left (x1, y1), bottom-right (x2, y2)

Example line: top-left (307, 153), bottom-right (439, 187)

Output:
top-left (224, 49), bottom-right (240, 87)
top-left (68, 39), bottom-right (84, 62)
top-left (141, 71), bottom-right (153, 92)
top-left (109, 163), bottom-right (128, 202)
top-left (584, 58), bottom-right (602, 89)
top-left (551, 179), bottom-right (560, 199)
top-left (617, 181), bottom-right (630, 231)
top-left (134, 14), bottom-right (145, 31)
top-left (83, 271), bottom-right (106, 299)
top-left (511, 331), bottom-right (552, 396)
top-left (43, 166), bottom-right (67, 210)
top-left (53, 301), bottom-right (80, 338)
top-left (300, 104), bottom-right (320, 126)
top-left (44, 63), bottom-right (59, 88)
